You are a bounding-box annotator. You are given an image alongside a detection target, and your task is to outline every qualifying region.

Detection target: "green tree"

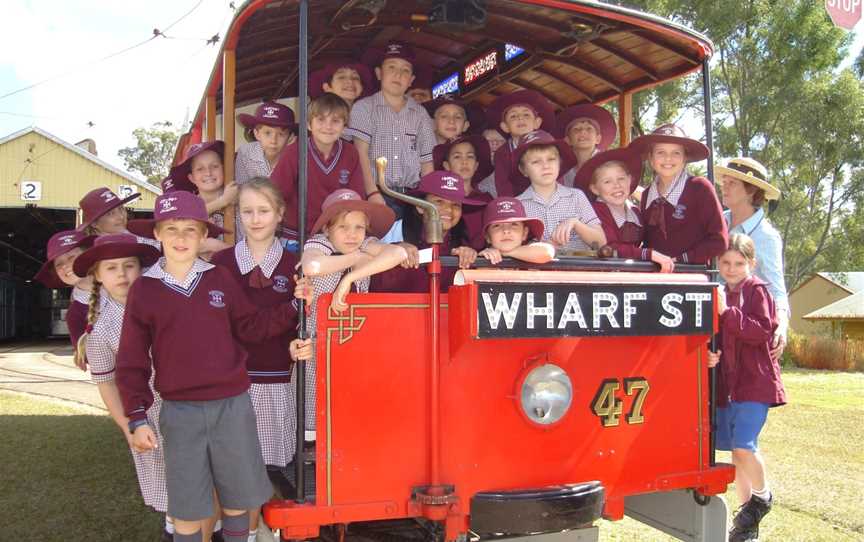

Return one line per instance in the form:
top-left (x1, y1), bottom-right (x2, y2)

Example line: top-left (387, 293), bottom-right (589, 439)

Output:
top-left (118, 121), bottom-right (180, 185)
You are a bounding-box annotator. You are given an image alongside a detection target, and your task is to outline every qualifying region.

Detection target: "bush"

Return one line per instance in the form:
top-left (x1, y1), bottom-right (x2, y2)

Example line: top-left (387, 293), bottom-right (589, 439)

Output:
top-left (786, 332), bottom-right (864, 372)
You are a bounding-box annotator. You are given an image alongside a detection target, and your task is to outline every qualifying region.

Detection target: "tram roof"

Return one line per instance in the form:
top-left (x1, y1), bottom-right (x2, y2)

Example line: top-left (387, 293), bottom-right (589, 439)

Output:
top-left (191, 0), bottom-right (713, 129)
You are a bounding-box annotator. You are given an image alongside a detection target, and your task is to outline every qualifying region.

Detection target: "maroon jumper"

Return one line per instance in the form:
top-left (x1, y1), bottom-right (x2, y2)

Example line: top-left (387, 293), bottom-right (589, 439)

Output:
top-left (592, 202), bottom-right (651, 261)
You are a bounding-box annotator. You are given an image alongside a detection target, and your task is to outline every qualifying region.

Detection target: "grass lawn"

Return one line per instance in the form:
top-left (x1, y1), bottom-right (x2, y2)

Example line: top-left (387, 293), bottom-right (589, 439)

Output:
top-left (1, 369), bottom-right (862, 541)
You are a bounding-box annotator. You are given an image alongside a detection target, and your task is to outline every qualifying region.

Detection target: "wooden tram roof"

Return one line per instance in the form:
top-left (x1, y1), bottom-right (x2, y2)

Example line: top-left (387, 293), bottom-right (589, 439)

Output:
top-left (190, 0), bottom-right (713, 131)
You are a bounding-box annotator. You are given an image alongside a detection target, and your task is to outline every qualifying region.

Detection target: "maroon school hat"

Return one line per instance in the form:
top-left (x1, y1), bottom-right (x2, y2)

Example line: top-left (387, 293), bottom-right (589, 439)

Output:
top-left (555, 104), bottom-right (617, 150)
top-left (573, 147), bottom-right (644, 196)
top-left (72, 233), bottom-right (161, 277)
top-left (511, 130), bottom-right (575, 170)
top-left (311, 189), bottom-right (395, 238)
top-left (483, 197), bottom-right (544, 241)
top-left (432, 135), bottom-right (494, 184)
top-left (423, 94), bottom-right (466, 118)
top-left (34, 230), bottom-right (96, 288)
top-left (127, 191), bottom-right (228, 240)
top-left (309, 62), bottom-right (374, 100)
top-left (168, 140), bottom-right (225, 193)
top-left (237, 102), bottom-right (297, 131)
top-left (629, 124), bottom-right (710, 162)
top-left (486, 89), bottom-right (556, 134)
top-left (78, 187), bottom-right (140, 231)
top-left (411, 171), bottom-right (487, 206)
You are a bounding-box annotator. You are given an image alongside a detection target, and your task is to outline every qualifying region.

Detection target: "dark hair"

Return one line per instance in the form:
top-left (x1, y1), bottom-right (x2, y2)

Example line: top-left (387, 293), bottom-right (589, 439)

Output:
top-left (743, 183), bottom-right (766, 208)
top-left (402, 202), bottom-right (469, 247)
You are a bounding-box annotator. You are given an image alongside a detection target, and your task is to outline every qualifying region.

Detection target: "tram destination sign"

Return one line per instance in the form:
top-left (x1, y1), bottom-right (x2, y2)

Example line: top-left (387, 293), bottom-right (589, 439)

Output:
top-left (476, 282), bottom-right (714, 339)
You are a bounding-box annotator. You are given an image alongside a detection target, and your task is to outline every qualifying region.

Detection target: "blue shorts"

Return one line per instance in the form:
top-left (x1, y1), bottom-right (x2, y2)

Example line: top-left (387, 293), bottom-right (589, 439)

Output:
top-left (715, 401), bottom-right (769, 452)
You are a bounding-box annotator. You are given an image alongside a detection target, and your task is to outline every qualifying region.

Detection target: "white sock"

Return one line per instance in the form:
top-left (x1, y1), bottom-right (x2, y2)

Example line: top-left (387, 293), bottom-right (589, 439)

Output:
top-left (214, 519), bottom-right (222, 532)
top-left (751, 484), bottom-right (770, 500)
top-left (165, 516), bottom-right (175, 534)
top-left (247, 530), bottom-right (258, 542)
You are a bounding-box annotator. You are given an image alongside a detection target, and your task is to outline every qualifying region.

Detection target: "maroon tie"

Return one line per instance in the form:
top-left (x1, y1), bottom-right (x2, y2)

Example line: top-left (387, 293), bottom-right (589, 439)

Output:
top-left (645, 198), bottom-right (670, 239)
top-left (249, 267), bottom-right (273, 289)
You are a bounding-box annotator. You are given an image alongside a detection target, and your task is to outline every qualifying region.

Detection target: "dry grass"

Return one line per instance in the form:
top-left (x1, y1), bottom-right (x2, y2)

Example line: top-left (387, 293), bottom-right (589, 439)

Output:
top-left (786, 333), bottom-right (864, 372)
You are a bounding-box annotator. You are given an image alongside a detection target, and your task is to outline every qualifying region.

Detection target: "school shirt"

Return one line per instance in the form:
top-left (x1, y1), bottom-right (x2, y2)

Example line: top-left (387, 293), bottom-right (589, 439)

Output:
top-left (235, 141), bottom-right (276, 185)
top-left (211, 239), bottom-right (300, 384)
top-left (593, 199), bottom-right (650, 260)
top-left (516, 184), bottom-right (601, 251)
top-left (270, 137), bottom-right (366, 240)
top-left (345, 91), bottom-right (436, 190)
top-left (492, 141), bottom-right (531, 198)
top-left (640, 172), bottom-right (727, 265)
top-left (370, 233), bottom-right (460, 294)
top-left (716, 275), bottom-right (786, 408)
top-left (723, 208), bottom-right (789, 317)
top-left (116, 258), bottom-right (298, 422)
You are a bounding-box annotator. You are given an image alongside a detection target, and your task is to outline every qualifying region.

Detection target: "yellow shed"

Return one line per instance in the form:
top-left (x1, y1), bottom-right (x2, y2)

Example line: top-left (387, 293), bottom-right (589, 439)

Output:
top-left (803, 290), bottom-right (864, 340)
top-left (789, 272), bottom-right (864, 336)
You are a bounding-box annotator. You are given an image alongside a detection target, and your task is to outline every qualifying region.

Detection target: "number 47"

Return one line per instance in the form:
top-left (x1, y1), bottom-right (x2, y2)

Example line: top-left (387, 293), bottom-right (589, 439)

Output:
top-left (591, 377), bottom-right (650, 427)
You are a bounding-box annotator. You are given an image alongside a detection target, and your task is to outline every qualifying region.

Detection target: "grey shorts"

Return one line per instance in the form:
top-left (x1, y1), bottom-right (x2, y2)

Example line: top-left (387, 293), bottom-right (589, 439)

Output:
top-left (159, 392), bottom-right (273, 520)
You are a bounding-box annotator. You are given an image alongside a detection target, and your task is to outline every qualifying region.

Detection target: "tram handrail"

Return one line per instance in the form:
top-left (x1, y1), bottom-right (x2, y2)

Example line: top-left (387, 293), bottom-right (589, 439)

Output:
top-left (439, 255), bottom-right (712, 274)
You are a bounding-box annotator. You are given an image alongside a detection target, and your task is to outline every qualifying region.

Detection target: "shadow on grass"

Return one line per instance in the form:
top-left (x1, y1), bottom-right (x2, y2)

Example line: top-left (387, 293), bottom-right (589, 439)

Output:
top-left (0, 410), bottom-right (163, 541)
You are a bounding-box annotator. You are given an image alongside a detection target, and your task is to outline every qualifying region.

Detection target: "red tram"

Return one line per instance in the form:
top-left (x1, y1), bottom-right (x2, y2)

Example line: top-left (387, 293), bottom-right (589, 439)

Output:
top-left (178, 1), bottom-right (734, 540)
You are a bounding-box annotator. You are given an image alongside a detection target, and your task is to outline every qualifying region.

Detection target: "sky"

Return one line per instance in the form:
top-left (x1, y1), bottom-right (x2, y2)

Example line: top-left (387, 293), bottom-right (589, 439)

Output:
top-left (1, 1), bottom-right (862, 180)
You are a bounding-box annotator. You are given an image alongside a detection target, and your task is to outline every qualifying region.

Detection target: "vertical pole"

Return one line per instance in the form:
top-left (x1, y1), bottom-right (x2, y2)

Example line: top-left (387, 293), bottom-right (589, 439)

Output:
top-left (223, 49), bottom-right (237, 245)
top-left (702, 57), bottom-right (718, 467)
top-left (618, 91), bottom-right (633, 146)
top-left (429, 244), bottom-right (441, 487)
top-left (295, 0), bottom-right (310, 504)
top-left (206, 94), bottom-right (217, 142)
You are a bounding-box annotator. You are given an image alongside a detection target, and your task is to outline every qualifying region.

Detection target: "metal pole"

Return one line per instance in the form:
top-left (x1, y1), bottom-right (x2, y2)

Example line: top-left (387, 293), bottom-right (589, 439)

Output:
top-left (702, 57), bottom-right (718, 467)
top-left (295, 0), bottom-right (309, 503)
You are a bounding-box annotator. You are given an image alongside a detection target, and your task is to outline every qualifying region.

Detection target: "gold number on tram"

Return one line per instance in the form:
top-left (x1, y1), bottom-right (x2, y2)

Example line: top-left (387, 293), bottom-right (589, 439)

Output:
top-left (624, 377), bottom-right (650, 425)
top-left (591, 379), bottom-right (623, 427)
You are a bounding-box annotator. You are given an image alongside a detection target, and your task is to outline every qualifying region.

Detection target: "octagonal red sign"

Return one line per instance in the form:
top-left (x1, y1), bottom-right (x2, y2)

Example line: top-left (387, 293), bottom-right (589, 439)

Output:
top-left (826, 0), bottom-right (862, 30)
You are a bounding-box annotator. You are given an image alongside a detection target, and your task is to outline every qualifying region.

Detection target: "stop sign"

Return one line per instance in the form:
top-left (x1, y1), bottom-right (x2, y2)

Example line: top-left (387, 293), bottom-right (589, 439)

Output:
top-left (826, 0), bottom-right (862, 30)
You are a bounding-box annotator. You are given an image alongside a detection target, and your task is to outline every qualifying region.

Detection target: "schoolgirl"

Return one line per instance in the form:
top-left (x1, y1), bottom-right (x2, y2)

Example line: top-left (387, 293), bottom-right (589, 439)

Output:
top-left (235, 101), bottom-right (297, 184)
top-left (574, 148), bottom-right (675, 272)
top-left (477, 197), bottom-right (555, 265)
top-left (707, 233), bottom-right (786, 542)
top-left (630, 124), bottom-right (727, 265)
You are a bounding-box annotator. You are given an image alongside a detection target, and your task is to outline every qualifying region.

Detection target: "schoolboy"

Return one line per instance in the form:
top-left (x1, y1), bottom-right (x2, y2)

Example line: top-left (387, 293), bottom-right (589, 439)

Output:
top-left (309, 61), bottom-right (373, 106)
top-left (424, 94), bottom-right (471, 144)
top-left (346, 42), bottom-right (436, 216)
top-left (556, 104), bottom-right (617, 187)
top-left (235, 101), bottom-right (297, 183)
top-left (513, 130), bottom-right (606, 251)
top-left (117, 191), bottom-right (299, 542)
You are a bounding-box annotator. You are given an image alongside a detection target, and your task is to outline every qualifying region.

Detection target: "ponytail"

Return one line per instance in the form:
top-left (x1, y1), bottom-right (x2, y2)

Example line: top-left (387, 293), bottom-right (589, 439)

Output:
top-left (74, 276), bottom-right (102, 367)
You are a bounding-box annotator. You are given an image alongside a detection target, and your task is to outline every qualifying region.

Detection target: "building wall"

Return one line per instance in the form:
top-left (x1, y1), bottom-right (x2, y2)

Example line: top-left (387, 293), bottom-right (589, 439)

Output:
top-left (789, 276), bottom-right (853, 336)
top-left (841, 321), bottom-right (864, 340)
top-left (0, 131), bottom-right (158, 211)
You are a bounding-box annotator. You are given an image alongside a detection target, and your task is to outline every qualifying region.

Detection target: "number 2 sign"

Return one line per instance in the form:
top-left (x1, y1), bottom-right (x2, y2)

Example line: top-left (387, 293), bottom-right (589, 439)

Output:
top-left (21, 181), bottom-right (42, 201)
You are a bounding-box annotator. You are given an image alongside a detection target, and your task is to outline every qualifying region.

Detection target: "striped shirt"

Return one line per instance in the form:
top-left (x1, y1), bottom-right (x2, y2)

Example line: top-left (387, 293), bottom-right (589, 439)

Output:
top-left (517, 184), bottom-right (600, 250)
top-left (345, 91), bottom-right (436, 189)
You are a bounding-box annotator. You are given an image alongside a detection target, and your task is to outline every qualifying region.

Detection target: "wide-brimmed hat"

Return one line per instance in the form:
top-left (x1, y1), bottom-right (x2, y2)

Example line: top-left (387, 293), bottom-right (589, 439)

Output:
top-left (34, 230), bottom-right (96, 288)
top-left (73, 233), bottom-right (161, 277)
top-left (574, 147), bottom-right (644, 196)
top-left (309, 62), bottom-right (374, 100)
top-left (486, 89), bottom-right (556, 134)
top-left (311, 189), bottom-right (395, 238)
top-left (555, 104), bottom-right (617, 150)
top-left (715, 157), bottom-right (780, 201)
top-left (127, 191), bottom-right (228, 240)
top-left (511, 130), bottom-right (574, 170)
top-left (78, 187), bottom-right (140, 231)
top-left (483, 197), bottom-right (544, 241)
top-left (423, 94), bottom-right (467, 118)
top-left (629, 124), bottom-right (709, 162)
top-left (238, 101), bottom-right (297, 131)
top-left (432, 135), bottom-right (494, 184)
top-left (411, 171), bottom-right (488, 206)
top-left (167, 140), bottom-right (225, 193)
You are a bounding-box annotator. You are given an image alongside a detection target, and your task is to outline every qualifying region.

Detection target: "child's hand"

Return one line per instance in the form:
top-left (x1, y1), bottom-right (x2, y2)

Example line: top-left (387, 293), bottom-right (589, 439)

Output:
top-left (397, 243), bottom-right (419, 269)
top-left (451, 246), bottom-right (477, 269)
top-left (478, 247), bottom-right (503, 265)
top-left (717, 289), bottom-right (727, 313)
top-left (331, 276), bottom-right (353, 313)
top-left (221, 182), bottom-right (239, 207)
top-left (707, 349), bottom-right (721, 368)
top-left (131, 425), bottom-right (157, 453)
top-left (289, 338), bottom-right (313, 361)
top-left (551, 218), bottom-right (581, 247)
top-left (294, 275), bottom-right (313, 304)
top-left (651, 251), bottom-right (675, 273)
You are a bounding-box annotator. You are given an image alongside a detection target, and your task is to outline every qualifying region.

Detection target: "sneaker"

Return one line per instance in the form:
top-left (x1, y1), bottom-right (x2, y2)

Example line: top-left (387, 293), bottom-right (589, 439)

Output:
top-left (728, 525), bottom-right (759, 542)
top-left (729, 493), bottom-right (772, 541)
top-left (160, 530), bottom-right (173, 542)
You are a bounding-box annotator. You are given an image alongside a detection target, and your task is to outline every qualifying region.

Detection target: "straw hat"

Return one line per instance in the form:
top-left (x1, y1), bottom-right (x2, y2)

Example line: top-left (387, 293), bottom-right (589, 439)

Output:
top-left (715, 157), bottom-right (780, 201)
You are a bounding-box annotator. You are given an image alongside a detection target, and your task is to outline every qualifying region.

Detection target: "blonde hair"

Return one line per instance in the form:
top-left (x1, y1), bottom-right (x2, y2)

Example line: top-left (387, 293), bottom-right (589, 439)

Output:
top-left (74, 271), bottom-right (101, 367)
top-left (238, 176), bottom-right (286, 214)
top-left (326, 209), bottom-right (370, 231)
top-left (590, 160), bottom-right (629, 186)
top-left (519, 144), bottom-right (560, 167)
top-left (309, 93), bottom-right (350, 125)
top-left (726, 233), bottom-right (757, 263)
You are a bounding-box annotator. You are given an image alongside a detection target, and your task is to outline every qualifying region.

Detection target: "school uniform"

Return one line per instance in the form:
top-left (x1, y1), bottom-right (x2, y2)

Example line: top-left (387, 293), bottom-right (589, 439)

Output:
top-left (640, 171), bottom-right (728, 265)
top-left (270, 138), bottom-right (366, 241)
top-left (370, 233), bottom-right (461, 294)
top-left (592, 200), bottom-right (651, 260)
top-left (86, 294), bottom-right (167, 512)
top-left (493, 141), bottom-right (531, 198)
top-left (235, 141), bottom-right (277, 184)
top-left (211, 239), bottom-right (300, 467)
top-left (516, 184), bottom-right (601, 251)
top-left (116, 258), bottom-right (298, 520)
top-left (462, 190), bottom-right (494, 250)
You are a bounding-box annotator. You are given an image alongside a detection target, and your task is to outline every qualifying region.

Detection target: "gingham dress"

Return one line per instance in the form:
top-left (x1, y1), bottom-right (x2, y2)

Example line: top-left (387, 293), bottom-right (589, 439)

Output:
top-left (235, 239), bottom-right (296, 466)
top-left (294, 234), bottom-right (376, 431)
top-left (516, 184), bottom-right (601, 250)
top-left (86, 295), bottom-right (167, 513)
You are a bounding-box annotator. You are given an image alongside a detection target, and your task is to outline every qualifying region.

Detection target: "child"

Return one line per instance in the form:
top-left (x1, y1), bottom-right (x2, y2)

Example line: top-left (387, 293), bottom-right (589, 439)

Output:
top-left (707, 233), bottom-right (786, 542)
top-left (574, 148), bottom-right (675, 272)
top-left (116, 191), bottom-right (299, 542)
top-left (346, 42), bottom-right (436, 217)
top-left (309, 61), bottom-right (372, 107)
top-left (478, 197), bottom-right (555, 264)
top-left (424, 95), bottom-right (471, 144)
top-left (71, 234), bottom-right (173, 536)
top-left (211, 178), bottom-right (313, 540)
top-left (300, 189), bottom-right (404, 429)
top-left (270, 93), bottom-right (368, 248)
top-left (78, 187), bottom-right (141, 235)
top-left (630, 124), bottom-right (727, 265)
top-left (511, 130), bottom-right (606, 252)
top-left (485, 89), bottom-right (557, 197)
top-left (235, 101), bottom-right (297, 183)
top-left (33, 230), bottom-right (95, 363)
top-left (371, 171), bottom-right (485, 293)
top-left (556, 104), bottom-right (617, 187)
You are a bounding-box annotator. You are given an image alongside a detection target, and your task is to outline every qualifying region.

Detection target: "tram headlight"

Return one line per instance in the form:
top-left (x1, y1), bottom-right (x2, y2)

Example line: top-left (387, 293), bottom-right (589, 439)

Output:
top-left (520, 363), bottom-right (572, 425)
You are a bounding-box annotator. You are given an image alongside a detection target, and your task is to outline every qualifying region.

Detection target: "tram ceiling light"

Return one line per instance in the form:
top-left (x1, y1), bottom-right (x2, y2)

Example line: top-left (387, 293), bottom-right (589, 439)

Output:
top-left (520, 363), bottom-right (573, 426)
top-left (428, 0), bottom-right (487, 31)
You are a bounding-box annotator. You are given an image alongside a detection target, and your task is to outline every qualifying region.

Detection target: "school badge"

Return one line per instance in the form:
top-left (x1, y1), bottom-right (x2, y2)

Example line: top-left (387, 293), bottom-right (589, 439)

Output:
top-left (338, 169), bottom-right (350, 185)
top-left (672, 204), bottom-right (686, 220)
top-left (208, 290), bottom-right (226, 308)
top-left (273, 275), bottom-right (290, 293)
